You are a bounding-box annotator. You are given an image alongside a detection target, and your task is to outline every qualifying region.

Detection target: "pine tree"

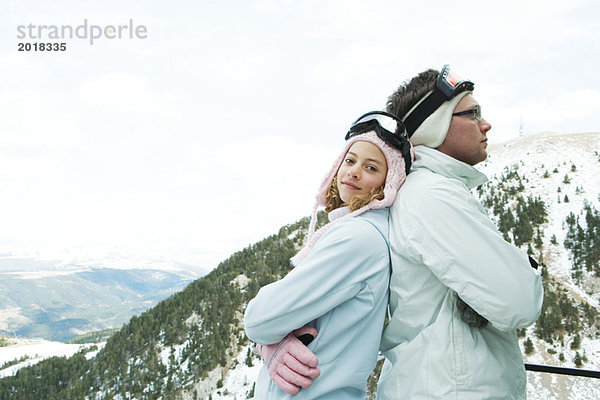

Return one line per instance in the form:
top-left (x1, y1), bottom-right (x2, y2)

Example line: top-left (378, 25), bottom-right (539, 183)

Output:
top-left (574, 352), bottom-right (583, 367)
top-left (534, 229), bottom-right (543, 249)
top-left (524, 337), bottom-right (534, 355)
top-left (245, 348), bottom-right (254, 367)
top-left (513, 211), bottom-right (533, 246)
top-left (571, 334), bottom-right (581, 350)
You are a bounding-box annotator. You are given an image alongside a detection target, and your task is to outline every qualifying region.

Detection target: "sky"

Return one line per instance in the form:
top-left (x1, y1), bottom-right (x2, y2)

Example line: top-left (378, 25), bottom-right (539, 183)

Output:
top-left (1, 0), bottom-right (599, 272)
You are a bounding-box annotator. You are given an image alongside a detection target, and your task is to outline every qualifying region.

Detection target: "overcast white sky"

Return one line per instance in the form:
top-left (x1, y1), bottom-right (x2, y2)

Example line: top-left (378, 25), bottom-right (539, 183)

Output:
top-left (1, 0), bottom-right (599, 271)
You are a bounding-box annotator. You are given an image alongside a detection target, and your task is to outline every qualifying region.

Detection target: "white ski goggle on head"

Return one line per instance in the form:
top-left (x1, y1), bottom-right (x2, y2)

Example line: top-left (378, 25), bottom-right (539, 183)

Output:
top-left (403, 64), bottom-right (475, 137)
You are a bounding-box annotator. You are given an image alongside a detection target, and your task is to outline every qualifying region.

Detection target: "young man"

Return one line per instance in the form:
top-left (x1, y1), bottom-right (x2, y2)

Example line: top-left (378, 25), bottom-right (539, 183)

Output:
top-left (377, 66), bottom-right (543, 399)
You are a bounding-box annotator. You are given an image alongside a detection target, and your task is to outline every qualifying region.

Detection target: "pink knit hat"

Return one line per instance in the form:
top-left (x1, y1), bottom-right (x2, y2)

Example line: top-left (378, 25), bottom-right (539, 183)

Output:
top-left (291, 130), bottom-right (413, 265)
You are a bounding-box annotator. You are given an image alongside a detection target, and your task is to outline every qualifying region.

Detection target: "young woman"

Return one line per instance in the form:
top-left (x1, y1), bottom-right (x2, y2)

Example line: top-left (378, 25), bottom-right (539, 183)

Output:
top-left (243, 112), bottom-right (413, 399)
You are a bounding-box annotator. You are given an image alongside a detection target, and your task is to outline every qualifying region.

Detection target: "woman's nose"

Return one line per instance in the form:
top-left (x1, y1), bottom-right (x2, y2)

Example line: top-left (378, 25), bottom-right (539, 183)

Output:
top-left (347, 165), bottom-right (360, 178)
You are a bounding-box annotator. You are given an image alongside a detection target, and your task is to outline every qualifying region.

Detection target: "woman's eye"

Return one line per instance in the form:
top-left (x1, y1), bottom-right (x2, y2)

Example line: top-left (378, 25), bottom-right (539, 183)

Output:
top-left (367, 165), bottom-right (378, 172)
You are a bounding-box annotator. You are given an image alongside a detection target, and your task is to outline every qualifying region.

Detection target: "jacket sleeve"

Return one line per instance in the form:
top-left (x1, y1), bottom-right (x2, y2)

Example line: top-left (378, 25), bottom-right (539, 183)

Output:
top-left (394, 178), bottom-right (543, 331)
top-left (244, 217), bottom-right (389, 345)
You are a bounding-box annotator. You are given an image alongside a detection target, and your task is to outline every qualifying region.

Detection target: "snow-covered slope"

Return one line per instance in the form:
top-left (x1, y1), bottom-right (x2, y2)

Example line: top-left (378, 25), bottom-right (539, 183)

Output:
top-left (481, 132), bottom-right (600, 399)
top-left (0, 338), bottom-right (104, 378)
top-left (483, 132), bottom-right (599, 296)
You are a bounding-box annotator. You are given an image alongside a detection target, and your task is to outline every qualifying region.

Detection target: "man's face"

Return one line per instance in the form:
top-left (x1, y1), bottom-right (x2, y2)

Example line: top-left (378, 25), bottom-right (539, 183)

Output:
top-left (436, 94), bottom-right (492, 166)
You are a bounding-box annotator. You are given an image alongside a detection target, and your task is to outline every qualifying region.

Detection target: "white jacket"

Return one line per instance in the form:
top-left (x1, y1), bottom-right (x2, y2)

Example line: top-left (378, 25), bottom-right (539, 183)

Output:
top-left (377, 146), bottom-right (543, 400)
top-left (245, 208), bottom-right (391, 399)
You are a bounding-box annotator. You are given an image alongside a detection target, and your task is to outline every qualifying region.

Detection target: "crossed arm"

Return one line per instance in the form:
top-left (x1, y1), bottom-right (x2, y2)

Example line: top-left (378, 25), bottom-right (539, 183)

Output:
top-left (244, 216), bottom-right (389, 394)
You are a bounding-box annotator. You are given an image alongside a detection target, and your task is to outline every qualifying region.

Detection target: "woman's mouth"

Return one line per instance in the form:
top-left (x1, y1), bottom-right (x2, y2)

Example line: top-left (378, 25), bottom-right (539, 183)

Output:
top-left (342, 181), bottom-right (360, 190)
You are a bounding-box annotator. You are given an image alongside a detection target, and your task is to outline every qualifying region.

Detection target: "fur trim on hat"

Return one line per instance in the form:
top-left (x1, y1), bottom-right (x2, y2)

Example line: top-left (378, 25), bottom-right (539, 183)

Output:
top-left (403, 91), bottom-right (471, 148)
top-left (291, 131), bottom-right (413, 266)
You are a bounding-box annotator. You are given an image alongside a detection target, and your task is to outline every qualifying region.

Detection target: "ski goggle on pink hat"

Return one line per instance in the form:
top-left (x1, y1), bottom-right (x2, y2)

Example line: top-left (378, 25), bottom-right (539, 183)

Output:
top-left (346, 111), bottom-right (412, 174)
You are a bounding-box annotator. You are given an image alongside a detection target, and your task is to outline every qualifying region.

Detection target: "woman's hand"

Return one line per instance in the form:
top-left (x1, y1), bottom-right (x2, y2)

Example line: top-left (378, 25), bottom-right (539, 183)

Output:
top-left (256, 326), bottom-right (321, 394)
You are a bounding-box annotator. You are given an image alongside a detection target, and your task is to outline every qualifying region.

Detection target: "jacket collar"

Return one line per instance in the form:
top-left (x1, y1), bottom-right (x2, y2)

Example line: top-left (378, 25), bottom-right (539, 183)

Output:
top-left (411, 145), bottom-right (488, 189)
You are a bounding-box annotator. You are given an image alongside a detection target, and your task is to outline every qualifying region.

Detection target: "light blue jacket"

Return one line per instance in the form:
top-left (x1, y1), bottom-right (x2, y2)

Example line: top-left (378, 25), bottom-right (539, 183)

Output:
top-left (244, 208), bottom-right (391, 399)
top-left (377, 146), bottom-right (544, 399)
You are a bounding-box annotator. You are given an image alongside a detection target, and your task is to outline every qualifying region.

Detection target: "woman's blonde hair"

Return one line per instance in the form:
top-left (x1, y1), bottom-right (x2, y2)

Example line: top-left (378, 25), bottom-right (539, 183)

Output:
top-left (324, 176), bottom-right (385, 212)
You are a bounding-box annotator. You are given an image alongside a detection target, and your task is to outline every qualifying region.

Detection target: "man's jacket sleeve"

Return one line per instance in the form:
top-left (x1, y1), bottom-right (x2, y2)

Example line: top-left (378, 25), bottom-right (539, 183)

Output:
top-left (394, 178), bottom-right (543, 331)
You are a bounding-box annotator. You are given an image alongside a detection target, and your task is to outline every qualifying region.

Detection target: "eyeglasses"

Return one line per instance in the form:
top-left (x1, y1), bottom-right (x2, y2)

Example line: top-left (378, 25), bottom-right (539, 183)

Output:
top-left (346, 111), bottom-right (412, 174)
top-left (452, 105), bottom-right (481, 121)
top-left (403, 64), bottom-right (475, 137)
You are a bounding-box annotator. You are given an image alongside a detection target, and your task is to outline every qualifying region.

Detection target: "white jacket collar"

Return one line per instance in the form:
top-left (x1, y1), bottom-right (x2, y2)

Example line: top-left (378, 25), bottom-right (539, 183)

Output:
top-left (412, 145), bottom-right (488, 189)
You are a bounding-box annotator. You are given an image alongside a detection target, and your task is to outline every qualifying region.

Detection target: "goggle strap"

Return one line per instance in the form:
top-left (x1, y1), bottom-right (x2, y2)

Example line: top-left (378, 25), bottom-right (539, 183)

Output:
top-left (403, 90), bottom-right (446, 137)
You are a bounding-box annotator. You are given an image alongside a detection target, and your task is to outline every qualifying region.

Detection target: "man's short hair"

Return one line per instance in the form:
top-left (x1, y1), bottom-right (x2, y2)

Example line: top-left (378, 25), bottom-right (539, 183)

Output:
top-left (386, 69), bottom-right (439, 120)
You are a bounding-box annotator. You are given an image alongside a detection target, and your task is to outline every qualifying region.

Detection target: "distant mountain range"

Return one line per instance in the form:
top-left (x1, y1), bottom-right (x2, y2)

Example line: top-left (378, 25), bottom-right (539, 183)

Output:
top-left (1, 131), bottom-right (599, 399)
top-left (0, 261), bottom-right (203, 341)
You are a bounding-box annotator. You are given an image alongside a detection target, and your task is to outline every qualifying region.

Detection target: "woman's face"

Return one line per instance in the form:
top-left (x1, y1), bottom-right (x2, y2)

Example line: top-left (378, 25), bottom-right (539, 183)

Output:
top-left (336, 141), bottom-right (387, 204)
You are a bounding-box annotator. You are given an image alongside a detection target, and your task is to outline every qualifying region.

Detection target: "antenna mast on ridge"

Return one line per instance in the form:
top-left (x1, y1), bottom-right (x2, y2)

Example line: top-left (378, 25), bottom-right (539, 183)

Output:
top-left (519, 115), bottom-right (525, 136)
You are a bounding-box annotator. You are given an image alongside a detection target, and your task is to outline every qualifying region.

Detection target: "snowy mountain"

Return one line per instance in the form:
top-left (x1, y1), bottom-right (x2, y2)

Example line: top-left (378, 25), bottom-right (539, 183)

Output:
top-left (1, 131), bottom-right (599, 399)
top-left (479, 132), bottom-right (600, 399)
